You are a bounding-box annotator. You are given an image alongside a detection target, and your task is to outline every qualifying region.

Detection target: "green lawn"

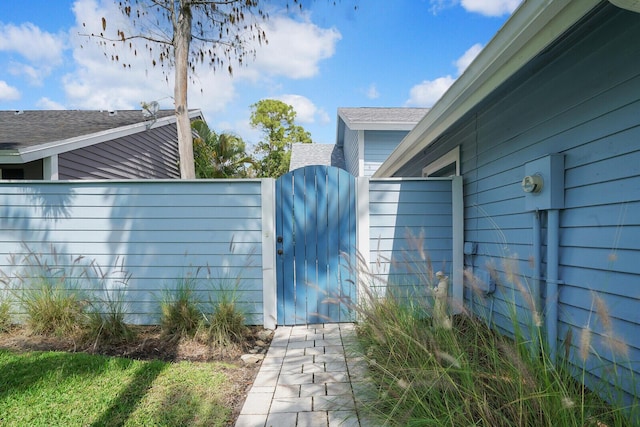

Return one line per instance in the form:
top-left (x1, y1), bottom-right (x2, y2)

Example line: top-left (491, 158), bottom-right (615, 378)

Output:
top-left (0, 349), bottom-right (240, 426)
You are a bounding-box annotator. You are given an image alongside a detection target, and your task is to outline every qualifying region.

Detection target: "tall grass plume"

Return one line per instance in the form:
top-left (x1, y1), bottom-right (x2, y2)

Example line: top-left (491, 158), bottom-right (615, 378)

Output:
top-left (339, 244), bottom-right (637, 426)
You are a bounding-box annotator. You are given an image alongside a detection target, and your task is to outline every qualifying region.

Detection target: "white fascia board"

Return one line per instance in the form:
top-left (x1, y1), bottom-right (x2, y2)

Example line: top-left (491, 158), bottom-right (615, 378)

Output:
top-left (374, 0), bottom-right (601, 178)
top-left (347, 122), bottom-right (418, 131)
top-left (2, 109), bottom-right (202, 164)
top-left (337, 109), bottom-right (419, 131)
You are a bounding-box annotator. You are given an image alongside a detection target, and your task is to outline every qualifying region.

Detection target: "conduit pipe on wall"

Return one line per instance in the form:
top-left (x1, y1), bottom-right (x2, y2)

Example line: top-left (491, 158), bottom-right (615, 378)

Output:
top-left (532, 210), bottom-right (542, 315)
top-left (532, 210), bottom-right (542, 357)
top-left (523, 154), bottom-right (564, 363)
top-left (546, 209), bottom-right (560, 362)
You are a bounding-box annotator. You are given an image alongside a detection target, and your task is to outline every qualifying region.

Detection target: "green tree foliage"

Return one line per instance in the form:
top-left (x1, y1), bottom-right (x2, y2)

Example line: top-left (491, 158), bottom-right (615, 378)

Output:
top-left (250, 99), bottom-right (312, 178)
top-left (191, 120), bottom-right (254, 178)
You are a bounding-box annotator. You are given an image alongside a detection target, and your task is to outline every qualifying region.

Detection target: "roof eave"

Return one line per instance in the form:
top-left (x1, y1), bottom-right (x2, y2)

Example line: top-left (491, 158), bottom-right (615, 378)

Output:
top-left (344, 122), bottom-right (419, 131)
top-left (374, 0), bottom-right (601, 178)
top-left (337, 108), bottom-right (423, 131)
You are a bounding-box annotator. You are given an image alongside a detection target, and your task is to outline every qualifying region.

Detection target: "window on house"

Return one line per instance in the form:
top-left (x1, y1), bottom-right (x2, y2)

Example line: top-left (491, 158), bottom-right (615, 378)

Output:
top-left (422, 146), bottom-right (460, 177)
top-left (1, 168), bottom-right (25, 179)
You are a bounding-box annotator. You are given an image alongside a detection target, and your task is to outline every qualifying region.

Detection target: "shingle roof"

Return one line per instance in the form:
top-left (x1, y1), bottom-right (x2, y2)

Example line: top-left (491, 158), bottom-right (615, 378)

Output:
top-left (289, 143), bottom-right (346, 171)
top-left (338, 107), bottom-right (428, 126)
top-left (0, 110), bottom-right (177, 149)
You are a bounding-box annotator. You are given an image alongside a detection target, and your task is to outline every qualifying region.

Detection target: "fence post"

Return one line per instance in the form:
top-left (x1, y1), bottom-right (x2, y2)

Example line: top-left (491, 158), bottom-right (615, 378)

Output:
top-left (261, 179), bottom-right (277, 330)
top-left (356, 177), bottom-right (370, 316)
top-left (452, 175), bottom-right (464, 314)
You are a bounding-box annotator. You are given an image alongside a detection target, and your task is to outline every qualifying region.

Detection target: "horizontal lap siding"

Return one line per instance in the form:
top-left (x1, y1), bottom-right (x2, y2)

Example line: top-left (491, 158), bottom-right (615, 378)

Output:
top-left (58, 124), bottom-right (180, 179)
top-left (396, 4), bottom-right (640, 405)
top-left (369, 179), bottom-right (453, 301)
top-left (363, 131), bottom-right (408, 177)
top-left (0, 180), bottom-right (264, 324)
top-left (343, 128), bottom-right (359, 177)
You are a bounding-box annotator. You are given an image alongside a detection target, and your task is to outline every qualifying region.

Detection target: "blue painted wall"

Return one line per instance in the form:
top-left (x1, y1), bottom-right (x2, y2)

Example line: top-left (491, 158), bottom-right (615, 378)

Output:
top-left (0, 180), bottom-right (264, 324)
top-left (342, 127), bottom-right (359, 176)
top-left (368, 179), bottom-right (453, 303)
top-left (393, 4), bottom-right (639, 405)
top-left (363, 131), bottom-right (409, 177)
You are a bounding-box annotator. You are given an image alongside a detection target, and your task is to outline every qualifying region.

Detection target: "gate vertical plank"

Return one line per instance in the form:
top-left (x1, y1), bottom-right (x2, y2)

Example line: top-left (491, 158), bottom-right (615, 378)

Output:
top-left (304, 166), bottom-right (319, 324)
top-left (315, 167), bottom-right (329, 323)
top-left (277, 174), bottom-right (296, 325)
top-left (276, 177), bottom-right (284, 324)
top-left (293, 169), bottom-right (307, 324)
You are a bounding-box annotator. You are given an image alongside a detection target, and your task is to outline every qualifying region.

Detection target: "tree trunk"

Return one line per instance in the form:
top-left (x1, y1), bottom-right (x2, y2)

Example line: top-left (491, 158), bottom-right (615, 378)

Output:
top-left (174, 1), bottom-right (196, 179)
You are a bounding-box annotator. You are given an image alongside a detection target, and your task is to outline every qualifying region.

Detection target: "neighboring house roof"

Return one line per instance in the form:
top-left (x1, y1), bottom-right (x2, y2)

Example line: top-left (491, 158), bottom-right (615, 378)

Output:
top-left (289, 143), bottom-right (346, 171)
top-left (0, 109), bottom-right (201, 164)
top-left (337, 107), bottom-right (428, 133)
top-left (374, 0), bottom-right (606, 177)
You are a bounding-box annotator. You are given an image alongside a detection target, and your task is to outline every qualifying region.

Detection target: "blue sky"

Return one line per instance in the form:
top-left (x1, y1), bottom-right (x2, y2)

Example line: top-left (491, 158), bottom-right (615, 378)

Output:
top-left (0, 0), bottom-right (519, 145)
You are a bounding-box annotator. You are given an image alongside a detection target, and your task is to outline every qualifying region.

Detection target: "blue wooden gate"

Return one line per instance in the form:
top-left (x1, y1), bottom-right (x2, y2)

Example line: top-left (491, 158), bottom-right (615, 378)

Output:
top-left (275, 165), bottom-right (357, 325)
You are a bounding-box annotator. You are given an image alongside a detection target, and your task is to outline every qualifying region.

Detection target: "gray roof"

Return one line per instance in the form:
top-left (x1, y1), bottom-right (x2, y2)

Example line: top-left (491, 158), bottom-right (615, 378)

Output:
top-left (338, 107), bottom-right (428, 126)
top-left (289, 143), bottom-right (346, 171)
top-left (0, 110), bottom-right (177, 149)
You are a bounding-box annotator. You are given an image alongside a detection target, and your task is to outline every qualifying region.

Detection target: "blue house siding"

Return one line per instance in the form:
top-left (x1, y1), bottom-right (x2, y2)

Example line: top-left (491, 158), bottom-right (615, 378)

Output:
top-left (0, 180), bottom-right (265, 324)
top-left (342, 127), bottom-right (359, 176)
top-left (392, 4), bottom-right (639, 403)
top-left (363, 130), bottom-right (409, 177)
top-left (368, 179), bottom-right (453, 302)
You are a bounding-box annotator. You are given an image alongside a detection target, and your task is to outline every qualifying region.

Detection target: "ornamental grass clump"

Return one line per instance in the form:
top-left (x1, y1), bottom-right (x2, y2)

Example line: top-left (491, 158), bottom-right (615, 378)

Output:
top-left (159, 276), bottom-right (203, 340)
top-left (0, 297), bottom-right (11, 333)
top-left (84, 258), bottom-right (136, 348)
top-left (344, 248), bottom-right (636, 426)
top-left (7, 248), bottom-right (89, 337)
top-left (201, 269), bottom-right (247, 351)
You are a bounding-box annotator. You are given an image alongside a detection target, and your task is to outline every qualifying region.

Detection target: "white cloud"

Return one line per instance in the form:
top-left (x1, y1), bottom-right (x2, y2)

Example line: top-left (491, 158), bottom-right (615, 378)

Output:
top-left (461, 0), bottom-right (520, 17)
top-left (366, 84), bottom-right (380, 100)
top-left (405, 41), bottom-right (485, 107)
top-left (429, 0), bottom-right (520, 16)
top-left (36, 97), bottom-right (66, 110)
top-left (64, 0), bottom-right (236, 116)
top-left (8, 62), bottom-right (50, 86)
top-left (246, 15), bottom-right (341, 80)
top-left (0, 81), bottom-right (20, 101)
top-left (455, 43), bottom-right (483, 75)
top-left (405, 76), bottom-right (455, 107)
top-left (0, 22), bottom-right (65, 63)
top-left (277, 94), bottom-right (324, 124)
top-left (0, 22), bottom-right (66, 85)
top-left (62, 0), bottom-right (338, 140)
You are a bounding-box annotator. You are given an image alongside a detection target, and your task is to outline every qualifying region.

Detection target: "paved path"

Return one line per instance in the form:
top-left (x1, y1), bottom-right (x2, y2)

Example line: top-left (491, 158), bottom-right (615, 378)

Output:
top-left (235, 323), bottom-right (370, 427)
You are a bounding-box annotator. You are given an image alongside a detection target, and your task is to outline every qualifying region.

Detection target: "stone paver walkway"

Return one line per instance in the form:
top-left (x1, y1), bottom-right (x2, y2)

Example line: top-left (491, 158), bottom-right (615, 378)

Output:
top-left (235, 323), bottom-right (370, 427)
